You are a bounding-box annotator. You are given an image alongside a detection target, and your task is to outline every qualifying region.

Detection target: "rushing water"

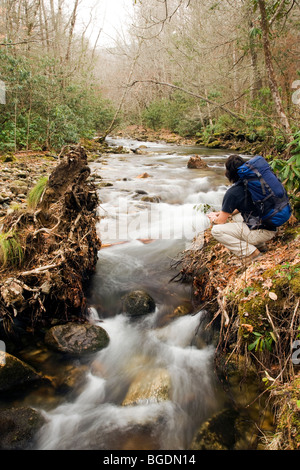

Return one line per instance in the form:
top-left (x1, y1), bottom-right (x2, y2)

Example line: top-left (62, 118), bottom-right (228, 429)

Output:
top-left (33, 138), bottom-right (237, 450)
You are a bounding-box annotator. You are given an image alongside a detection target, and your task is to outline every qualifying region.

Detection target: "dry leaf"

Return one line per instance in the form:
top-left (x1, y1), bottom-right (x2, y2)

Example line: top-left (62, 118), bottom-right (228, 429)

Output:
top-left (268, 292), bottom-right (278, 301)
top-left (241, 323), bottom-right (254, 333)
top-left (263, 279), bottom-right (273, 289)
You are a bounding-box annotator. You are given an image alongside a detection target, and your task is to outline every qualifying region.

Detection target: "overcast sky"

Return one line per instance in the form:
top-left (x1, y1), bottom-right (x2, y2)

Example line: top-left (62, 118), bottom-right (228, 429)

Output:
top-left (76, 0), bottom-right (135, 47)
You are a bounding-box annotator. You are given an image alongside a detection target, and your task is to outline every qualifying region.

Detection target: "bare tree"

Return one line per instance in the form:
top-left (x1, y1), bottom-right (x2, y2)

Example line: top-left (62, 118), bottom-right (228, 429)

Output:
top-left (257, 0), bottom-right (293, 137)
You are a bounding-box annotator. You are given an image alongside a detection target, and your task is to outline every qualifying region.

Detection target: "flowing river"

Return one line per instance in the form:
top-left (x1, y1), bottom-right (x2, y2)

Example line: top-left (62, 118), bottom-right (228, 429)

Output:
top-left (8, 138), bottom-right (267, 450)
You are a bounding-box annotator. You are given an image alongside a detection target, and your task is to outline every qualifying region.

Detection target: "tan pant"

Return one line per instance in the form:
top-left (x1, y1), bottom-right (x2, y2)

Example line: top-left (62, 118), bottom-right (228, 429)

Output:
top-left (211, 215), bottom-right (276, 258)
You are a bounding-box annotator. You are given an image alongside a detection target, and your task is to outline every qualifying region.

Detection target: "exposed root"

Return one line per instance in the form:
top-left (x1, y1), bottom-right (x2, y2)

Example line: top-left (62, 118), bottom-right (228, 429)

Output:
top-left (0, 145), bottom-right (101, 331)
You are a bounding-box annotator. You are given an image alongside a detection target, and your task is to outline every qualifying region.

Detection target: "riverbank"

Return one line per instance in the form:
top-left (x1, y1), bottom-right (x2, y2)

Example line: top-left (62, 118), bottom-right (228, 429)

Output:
top-left (0, 139), bottom-right (130, 217)
top-left (112, 124), bottom-right (290, 158)
top-left (174, 220), bottom-right (300, 450)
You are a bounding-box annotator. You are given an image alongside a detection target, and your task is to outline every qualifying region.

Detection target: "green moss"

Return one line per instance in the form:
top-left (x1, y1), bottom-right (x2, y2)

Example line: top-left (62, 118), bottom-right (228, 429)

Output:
top-left (206, 140), bottom-right (222, 148)
top-left (263, 262), bottom-right (300, 298)
top-left (238, 294), bottom-right (266, 328)
top-left (280, 225), bottom-right (300, 242)
top-left (290, 269), bottom-right (300, 296)
top-left (268, 376), bottom-right (300, 450)
top-left (1, 154), bottom-right (17, 163)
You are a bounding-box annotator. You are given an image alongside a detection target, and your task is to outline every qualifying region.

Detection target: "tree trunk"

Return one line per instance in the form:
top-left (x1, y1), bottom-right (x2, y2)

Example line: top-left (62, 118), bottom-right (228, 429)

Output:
top-left (65, 0), bottom-right (79, 63)
top-left (248, 19), bottom-right (263, 100)
top-left (257, 0), bottom-right (292, 138)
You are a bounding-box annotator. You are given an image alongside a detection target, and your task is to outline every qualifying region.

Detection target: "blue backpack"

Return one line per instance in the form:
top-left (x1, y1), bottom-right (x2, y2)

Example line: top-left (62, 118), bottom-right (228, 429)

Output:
top-left (237, 155), bottom-right (292, 229)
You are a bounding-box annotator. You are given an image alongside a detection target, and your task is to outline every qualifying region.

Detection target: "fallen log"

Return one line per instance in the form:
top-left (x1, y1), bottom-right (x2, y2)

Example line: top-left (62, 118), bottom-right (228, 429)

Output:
top-left (0, 145), bottom-right (101, 332)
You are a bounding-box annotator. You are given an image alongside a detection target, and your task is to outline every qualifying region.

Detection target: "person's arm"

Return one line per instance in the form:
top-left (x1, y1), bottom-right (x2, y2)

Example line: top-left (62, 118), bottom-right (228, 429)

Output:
top-left (207, 211), bottom-right (231, 224)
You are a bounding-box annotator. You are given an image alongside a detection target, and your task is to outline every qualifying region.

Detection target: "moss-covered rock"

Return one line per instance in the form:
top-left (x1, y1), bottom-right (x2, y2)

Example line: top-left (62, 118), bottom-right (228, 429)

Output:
top-left (44, 323), bottom-right (110, 355)
top-left (0, 352), bottom-right (42, 393)
top-left (190, 405), bottom-right (260, 450)
top-left (122, 290), bottom-right (156, 317)
top-left (0, 406), bottom-right (46, 450)
top-left (206, 140), bottom-right (222, 149)
top-left (189, 408), bottom-right (239, 450)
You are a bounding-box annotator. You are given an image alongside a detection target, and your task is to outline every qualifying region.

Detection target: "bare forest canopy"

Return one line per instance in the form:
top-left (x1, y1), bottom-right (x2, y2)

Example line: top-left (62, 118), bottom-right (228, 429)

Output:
top-left (0, 0), bottom-right (299, 154)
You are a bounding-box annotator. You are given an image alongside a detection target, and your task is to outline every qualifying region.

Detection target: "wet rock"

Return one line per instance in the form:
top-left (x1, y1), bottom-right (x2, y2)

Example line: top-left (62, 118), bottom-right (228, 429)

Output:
top-left (189, 408), bottom-right (258, 450)
top-left (97, 181), bottom-right (113, 187)
top-left (137, 172), bottom-right (151, 178)
top-left (187, 155), bottom-right (208, 169)
top-left (44, 322), bottom-right (110, 355)
top-left (0, 352), bottom-right (42, 393)
top-left (0, 406), bottom-right (46, 450)
top-left (122, 290), bottom-right (156, 317)
top-left (171, 303), bottom-right (192, 318)
top-left (133, 146), bottom-right (148, 155)
top-left (140, 195), bottom-right (161, 203)
top-left (122, 368), bottom-right (171, 406)
top-left (135, 190), bottom-right (148, 195)
top-left (206, 140), bottom-right (222, 149)
top-left (189, 408), bottom-right (240, 450)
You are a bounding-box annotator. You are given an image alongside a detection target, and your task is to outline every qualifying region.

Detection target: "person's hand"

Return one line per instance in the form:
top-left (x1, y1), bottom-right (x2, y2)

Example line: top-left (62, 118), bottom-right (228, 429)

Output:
top-left (207, 212), bottom-right (220, 223)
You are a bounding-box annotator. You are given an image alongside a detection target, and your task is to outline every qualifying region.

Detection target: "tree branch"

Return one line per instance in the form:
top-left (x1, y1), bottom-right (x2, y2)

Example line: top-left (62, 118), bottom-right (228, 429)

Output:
top-left (269, 0), bottom-right (290, 26)
top-left (0, 40), bottom-right (40, 46)
top-left (128, 79), bottom-right (246, 121)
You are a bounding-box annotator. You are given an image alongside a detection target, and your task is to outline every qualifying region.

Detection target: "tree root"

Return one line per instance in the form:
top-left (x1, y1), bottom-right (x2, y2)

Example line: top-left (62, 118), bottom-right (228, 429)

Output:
top-left (0, 145), bottom-right (101, 331)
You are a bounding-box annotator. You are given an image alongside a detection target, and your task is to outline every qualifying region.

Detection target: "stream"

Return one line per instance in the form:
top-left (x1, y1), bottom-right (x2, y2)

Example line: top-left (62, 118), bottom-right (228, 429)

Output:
top-left (4, 138), bottom-right (268, 450)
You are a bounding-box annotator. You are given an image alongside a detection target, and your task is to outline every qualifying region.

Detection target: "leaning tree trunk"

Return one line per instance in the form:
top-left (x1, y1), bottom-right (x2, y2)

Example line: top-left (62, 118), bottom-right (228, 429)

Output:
top-left (0, 145), bottom-right (101, 332)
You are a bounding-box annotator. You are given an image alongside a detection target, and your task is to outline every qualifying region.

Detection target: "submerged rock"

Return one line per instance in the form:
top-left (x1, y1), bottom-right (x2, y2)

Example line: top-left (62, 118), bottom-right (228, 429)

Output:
top-left (141, 195), bottom-right (161, 203)
top-left (0, 352), bottom-right (42, 393)
top-left (122, 290), bottom-right (156, 317)
top-left (122, 368), bottom-right (171, 406)
top-left (189, 407), bottom-right (258, 450)
top-left (189, 408), bottom-right (239, 450)
top-left (44, 323), bottom-right (110, 355)
top-left (0, 406), bottom-right (46, 450)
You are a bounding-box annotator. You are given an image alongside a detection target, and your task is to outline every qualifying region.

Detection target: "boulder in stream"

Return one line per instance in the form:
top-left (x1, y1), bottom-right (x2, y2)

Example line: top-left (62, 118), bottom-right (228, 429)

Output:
top-left (0, 406), bottom-right (46, 450)
top-left (0, 351), bottom-right (43, 393)
top-left (122, 368), bottom-right (171, 406)
top-left (44, 322), bottom-right (110, 355)
top-left (122, 290), bottom-right (156, 317)
top-left (187, 155), bottom-right (208, 169)
top-left (189, 407), bottom-right (259, 450)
